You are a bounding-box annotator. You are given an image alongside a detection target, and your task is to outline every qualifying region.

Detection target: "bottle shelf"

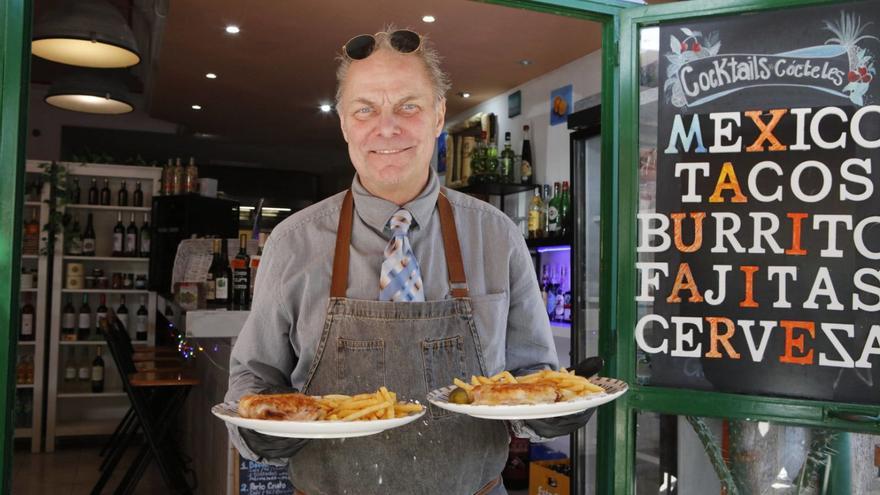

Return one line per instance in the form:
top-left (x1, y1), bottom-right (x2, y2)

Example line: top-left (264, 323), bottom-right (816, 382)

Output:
top-left (526, 235), bottom-right (573, 250)
top-left (58, 340), bottom-right (148, 346)
top-left (57, 392), bottom-right (127, 399)
top-left (66, 204), bottom-right (150, 213)
top-left (61, 289), bottom-right (149, 294)
top-left (16, 383), bottom-right (35, 389)
top-left (454, 182), bottom-right (534, 196)
top-left (64, 256), bottom-right (149, 262)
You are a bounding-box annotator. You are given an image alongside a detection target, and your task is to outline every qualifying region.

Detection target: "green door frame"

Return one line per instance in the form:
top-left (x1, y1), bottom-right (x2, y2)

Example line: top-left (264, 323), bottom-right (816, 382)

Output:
top-left (0, 0), bottom-right (32, 492)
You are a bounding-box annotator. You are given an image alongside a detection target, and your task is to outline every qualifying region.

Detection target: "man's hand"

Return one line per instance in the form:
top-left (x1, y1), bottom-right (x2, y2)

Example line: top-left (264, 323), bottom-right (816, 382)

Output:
top-left (523, 357), bottom-right (605, 438)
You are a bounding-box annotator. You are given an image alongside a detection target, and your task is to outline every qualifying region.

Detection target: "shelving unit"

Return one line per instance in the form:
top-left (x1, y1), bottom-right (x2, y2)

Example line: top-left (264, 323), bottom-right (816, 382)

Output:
top-left (14, 163), bottom-right (50, 453)
top-left (38, 161), bottom-right (162, 452)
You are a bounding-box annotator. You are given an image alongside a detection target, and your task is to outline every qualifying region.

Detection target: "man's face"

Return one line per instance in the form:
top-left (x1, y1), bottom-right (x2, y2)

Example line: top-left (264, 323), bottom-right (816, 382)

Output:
top-left (338, 49), bottom-right (446, 201)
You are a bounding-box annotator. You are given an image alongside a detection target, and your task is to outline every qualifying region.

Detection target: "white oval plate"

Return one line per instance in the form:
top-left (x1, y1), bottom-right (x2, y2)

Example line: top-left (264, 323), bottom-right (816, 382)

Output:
top-left (427, 377), bottom-right (628, 420)
top-left (212, 403), bottom-right (426, 439)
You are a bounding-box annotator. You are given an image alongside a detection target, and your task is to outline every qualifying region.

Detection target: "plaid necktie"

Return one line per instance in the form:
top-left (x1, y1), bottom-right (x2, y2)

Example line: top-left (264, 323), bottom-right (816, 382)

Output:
top-left (379, 209), bottom-right (425, 302)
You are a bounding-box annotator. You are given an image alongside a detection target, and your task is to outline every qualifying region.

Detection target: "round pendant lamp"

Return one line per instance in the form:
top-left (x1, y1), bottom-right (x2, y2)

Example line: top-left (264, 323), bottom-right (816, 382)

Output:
top-left (45, 71), bottom-right (134, 115)
top-left (32, 0), bottom-right (141, 69)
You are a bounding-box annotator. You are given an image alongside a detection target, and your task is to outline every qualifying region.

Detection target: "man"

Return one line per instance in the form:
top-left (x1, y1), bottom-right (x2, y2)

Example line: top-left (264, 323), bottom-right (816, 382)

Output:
top-left (226, 28), bottom-right (595, 495)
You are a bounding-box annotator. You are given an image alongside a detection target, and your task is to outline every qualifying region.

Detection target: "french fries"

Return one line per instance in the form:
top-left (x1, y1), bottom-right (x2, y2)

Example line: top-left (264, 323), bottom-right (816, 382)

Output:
top-left (452, 368), bottom-right (604, 403)
top-left (315, 387), bottom-right (423, 421)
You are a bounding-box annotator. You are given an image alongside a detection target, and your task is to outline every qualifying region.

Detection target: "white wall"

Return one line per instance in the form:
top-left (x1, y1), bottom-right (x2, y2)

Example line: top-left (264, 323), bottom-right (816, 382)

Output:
top-left (26, 83), bottom-right (179, 161)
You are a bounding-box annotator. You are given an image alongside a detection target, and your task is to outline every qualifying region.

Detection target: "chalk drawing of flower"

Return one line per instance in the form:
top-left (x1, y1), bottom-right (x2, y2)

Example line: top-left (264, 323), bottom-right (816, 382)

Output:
top-left (824, 11), bottom-right (878, 105)
top-left (664, 28), bottom-right (721, 108)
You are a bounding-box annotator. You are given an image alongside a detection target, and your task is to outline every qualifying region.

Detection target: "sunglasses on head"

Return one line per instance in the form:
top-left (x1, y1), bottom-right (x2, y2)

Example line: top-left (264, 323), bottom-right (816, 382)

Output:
top-left (342, 29), bottom-right (422, 60)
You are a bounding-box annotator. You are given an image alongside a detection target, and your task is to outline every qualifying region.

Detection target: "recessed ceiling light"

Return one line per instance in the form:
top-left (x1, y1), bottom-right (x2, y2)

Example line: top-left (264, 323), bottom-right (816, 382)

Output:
top-left (205, 73), bottom-right (217, 79)
top-left (422, 15), bottom-right (436, 23)
top-left (320, 104), bottom-right (332, 113)
top-left (225, 25), bottom-right (240, 34)
top-left (191, 104), bottom-right (202, 110)
top-left (519, 59), bottom-right (533, 66)
top-left (458, 92), bottom-right (471, 98)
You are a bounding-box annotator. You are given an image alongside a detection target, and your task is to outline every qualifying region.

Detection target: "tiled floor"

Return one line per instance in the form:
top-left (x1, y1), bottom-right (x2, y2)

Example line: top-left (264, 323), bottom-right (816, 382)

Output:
top-left (11, 441), bottom-right (167, 495)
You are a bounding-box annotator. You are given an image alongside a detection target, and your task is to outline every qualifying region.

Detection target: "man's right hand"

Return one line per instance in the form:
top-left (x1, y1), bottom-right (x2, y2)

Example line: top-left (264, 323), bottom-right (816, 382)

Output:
top-left (238, 427), bottom-right (309, 459)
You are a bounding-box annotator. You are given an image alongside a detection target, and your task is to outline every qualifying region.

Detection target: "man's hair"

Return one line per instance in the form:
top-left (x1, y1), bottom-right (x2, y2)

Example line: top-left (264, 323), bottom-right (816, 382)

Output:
top-left (334, 25), bottom-right (451, 110)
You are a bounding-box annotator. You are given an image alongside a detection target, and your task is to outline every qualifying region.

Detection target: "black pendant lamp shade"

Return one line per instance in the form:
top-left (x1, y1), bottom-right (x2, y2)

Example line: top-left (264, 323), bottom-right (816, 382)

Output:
top-left (45, 70), bottom-right (134, 115)
top-left (32, 0), bottom-right (141, 69)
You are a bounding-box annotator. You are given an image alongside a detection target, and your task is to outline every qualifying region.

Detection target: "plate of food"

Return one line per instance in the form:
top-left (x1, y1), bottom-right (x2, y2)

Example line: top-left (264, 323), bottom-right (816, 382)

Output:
top-left (213, 387), bottom-right (425, 438)
top-left (427, 369), bottom-right (627, 420)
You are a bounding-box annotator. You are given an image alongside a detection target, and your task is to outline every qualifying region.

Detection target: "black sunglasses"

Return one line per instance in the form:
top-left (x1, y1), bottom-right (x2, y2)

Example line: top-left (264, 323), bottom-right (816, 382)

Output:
top-left (342, 30), bottom-right (422, 60)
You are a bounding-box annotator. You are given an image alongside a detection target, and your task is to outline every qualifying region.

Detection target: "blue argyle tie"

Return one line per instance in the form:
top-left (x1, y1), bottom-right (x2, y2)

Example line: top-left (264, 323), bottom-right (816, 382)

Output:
top-left (379, 209), bottom-right (425, 302)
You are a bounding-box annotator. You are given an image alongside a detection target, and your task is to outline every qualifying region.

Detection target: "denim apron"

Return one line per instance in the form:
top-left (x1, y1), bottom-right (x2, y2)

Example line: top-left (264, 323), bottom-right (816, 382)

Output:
top-left (289, 189), bottom-right (509, 495)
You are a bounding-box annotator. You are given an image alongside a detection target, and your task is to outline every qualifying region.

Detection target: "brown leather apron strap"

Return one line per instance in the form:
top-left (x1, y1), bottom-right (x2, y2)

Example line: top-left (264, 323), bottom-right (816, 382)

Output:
top-left (330, 190), bottom-right (354, 298)
top-left (329, 187), bottom-right (469, 299)
top-left (293, 476), bottom-right (500, 495)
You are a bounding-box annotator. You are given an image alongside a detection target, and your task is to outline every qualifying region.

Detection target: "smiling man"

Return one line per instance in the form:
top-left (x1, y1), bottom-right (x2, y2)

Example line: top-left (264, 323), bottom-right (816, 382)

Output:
top-left (225, 28), bottom-right (594, 495)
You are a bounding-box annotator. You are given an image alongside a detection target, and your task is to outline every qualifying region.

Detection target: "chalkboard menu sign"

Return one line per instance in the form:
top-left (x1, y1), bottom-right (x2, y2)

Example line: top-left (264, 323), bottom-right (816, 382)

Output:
top-left (638, 0), bottom-right (880, 404)
top-left (239, 456), bottom-right (294, 495)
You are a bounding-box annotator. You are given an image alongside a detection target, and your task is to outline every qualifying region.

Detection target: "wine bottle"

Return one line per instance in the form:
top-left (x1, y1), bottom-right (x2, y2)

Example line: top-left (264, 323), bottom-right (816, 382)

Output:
top-left (499, 131), bottom-right (515, 183)
top-left (95, 294), bottom-right (108, 334)
top-left (117, 180), bottom-right (129, 207)
top-left (100, 178), bottom-right (111, 206)
top-left (23, 209), bottom-right (40, 255)
top-left (91, 347), bottom-right (105, 393)
top-left (139, 213), bottom-right (151, 258)
top-left (62, 296), bottom-right (77, 341)
top-left (82, 213), bottom-right (96, 256)
top-left (185, 157), bottom-right (199, 193)
top-left (133, 181), bottom-right (144, 207)
top-left (77, 293), bottom-right (91, 341)
top-left (19, 294), bottom-right (35, 341)
top-left (112, 211), bottom-right (125, 257)
top-left (135, 297), bottom-right (148, 341)
top-left (205, 239), bottom-right (219, 307)
top-left (520, 125), bottom-right (534, 186)
top-left (173, 158), bottom-right (184, 195)
top-left (125, 212), bottom-right (138, 257)
top-left (88, 178), bottom-right (99, 205)
top-left (117, 296), bottom-right (129, 336)
top-left (559, 181), bottom-right (571, 238)
top-left (213, 239), bottom-right (231, 309)
top-left (231, 234), bottom-right (251, 310)
top-left (77, 348), bottom-right (90, 383)
top-left (69, 177), bottom-right (81, 204)
top-left (64, 350), bottom-right (76, 382)
top-left (67, 214), bottom-right (83, 255)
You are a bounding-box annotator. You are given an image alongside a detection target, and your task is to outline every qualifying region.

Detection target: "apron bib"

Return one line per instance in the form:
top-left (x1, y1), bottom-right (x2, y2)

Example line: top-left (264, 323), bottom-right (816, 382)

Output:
top-left (289, 190), bottom-right (509, 495)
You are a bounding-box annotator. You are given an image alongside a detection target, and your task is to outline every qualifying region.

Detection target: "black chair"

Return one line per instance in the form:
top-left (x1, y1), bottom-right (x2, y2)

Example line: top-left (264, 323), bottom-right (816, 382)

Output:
top-left (92, 317), bottom-right (198, 495)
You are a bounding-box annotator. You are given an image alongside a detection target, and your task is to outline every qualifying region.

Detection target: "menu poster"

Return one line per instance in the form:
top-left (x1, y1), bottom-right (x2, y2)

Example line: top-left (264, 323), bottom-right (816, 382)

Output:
top-left (640, 0), bottom-right (880, 403)
top-left (239, 457), bottom-right (294, 495)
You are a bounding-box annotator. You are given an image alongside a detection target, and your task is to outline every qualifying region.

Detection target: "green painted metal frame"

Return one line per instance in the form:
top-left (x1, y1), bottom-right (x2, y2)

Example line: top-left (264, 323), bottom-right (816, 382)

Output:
top-left (617, 0), bottom-right (880, 493)
top-left (0, 0), bottom-right (32, 491)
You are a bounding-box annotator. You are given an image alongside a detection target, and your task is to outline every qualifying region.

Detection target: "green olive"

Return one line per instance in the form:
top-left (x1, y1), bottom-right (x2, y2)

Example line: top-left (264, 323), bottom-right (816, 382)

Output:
top-left (448, 387), bottom-right (471, 404)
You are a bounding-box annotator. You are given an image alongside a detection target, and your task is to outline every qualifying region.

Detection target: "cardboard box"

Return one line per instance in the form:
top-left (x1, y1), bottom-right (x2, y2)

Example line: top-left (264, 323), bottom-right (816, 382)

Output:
top-left (529, 459), bottom-right (570, 495)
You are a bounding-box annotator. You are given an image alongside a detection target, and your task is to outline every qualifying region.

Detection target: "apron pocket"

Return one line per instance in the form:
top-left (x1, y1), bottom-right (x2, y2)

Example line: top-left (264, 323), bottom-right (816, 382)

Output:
top-left (336, 338), bottom-right (386, 394)
top-left (421, 335), bottom-right (466, 419)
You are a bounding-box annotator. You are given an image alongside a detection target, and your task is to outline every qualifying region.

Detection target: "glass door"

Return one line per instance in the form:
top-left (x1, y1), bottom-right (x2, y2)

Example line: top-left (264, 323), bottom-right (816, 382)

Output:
top-left (613, 0), bottom-right (880, 493)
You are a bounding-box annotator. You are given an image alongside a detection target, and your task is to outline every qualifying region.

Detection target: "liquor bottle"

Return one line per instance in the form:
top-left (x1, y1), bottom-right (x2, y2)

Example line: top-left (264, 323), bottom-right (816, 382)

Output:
top-left (139, 214), bottom-right (151, 258)
top-left (77, 348), bottom-right (90, 383)
top-left (117, 296), bottom-right (129, 336)
top-left (88, 178), bottom-right (99, 205)
top-left (133, 181), bottom-right (144, 207)
top-left (520, 125), bottom-right (534, 186)
top-left (64, 350), bottom-right (76, 383)
top-left (527, 187), bottom-right (544, 240)
top-left (91, 347), bottom-right (105, 393)
top-left (112, 212), bottom-right (125, 256)
top-left (559, 181), bottom-right (571, 238)
top-left (542, 184), bottom-right (552, 238)
top-left (69, 177), bottom-right (81, 204)
top-left (205, 239), bottom-right (220, 307)
top-left (547, 182), bottom-right (561, 237)
top-left (554, 266), bottom-right (566, 321)
top-left (173, 158), bottom-right (184, 195)
top-left (135, 297), bottom-right (148, 341)
top-left (95, 294), bottom-right (108, 334)
top-left (19, 294), bottom-right (35, 341)
top-left (212, 239), bottom-right (231, 309)
top-left (67, 214), bottom-right (83, 255)
top-left (162, 159), bottom-right (174, 196)
top-left (232, 234), bottom-right (251, 310)
top-left (185, 157), bottom-right (199, 193)
top-left (82, 213), bottom-right (96, 256)
top-left (499, 132), bottom-right (515, 183)
top-left (77, 293), bottom-right (92, 341)
top-left (23, 209), bottom-right (40, 255)
top-left (125, 212), bottom-right (138, 257)
top-left (486, 138), bottom-right (500, 182)
top-left (117, 180), bottom-right (129, 207)
top-left (100, 178), bottom-right (111, 206)
top-left (62, 296), bottom-right (77, 341)
top-left (250, 233), bottom-right (266, 300)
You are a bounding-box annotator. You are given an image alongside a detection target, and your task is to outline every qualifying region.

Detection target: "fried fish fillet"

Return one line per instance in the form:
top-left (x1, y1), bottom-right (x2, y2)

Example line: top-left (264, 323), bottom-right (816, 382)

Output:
top-left (471, 381), bottom-right (559, 405)
top-left (238, 393), bottom-right (323, 420)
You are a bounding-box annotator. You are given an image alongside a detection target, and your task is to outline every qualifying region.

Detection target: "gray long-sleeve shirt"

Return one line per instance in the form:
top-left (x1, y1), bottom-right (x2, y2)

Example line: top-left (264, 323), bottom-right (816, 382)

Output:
top-left (225, 169), bottom-right (558, 463)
